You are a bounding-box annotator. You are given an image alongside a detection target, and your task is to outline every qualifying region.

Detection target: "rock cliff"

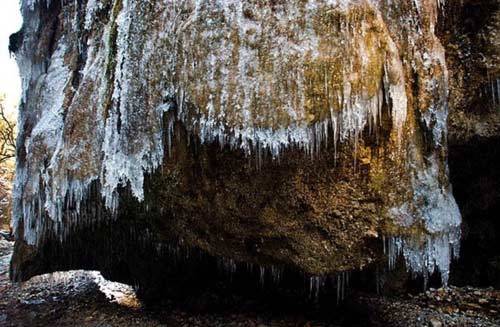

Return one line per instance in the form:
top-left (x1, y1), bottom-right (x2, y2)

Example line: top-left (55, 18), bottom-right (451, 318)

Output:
top-left (11, 0), bottom-right (486, 295)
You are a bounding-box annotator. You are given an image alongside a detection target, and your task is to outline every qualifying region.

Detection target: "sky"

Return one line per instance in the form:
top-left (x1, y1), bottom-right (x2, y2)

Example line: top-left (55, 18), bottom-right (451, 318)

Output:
top-left (0, 0), bottom-right (23, 115)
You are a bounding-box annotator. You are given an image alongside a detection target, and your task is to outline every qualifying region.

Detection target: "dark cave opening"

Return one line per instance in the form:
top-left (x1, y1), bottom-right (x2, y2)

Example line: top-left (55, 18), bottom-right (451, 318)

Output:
top-left (449, 136), bottom-right (500, 288)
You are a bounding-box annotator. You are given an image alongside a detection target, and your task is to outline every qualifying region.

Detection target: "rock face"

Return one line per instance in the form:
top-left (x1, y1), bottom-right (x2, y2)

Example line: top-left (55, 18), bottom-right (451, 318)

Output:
top-left (11, 0), bottom-right (466, 293)
top-left (439, 0), bottom-right (500, 288)
top-left (442, 0), bottom-right (500, 143)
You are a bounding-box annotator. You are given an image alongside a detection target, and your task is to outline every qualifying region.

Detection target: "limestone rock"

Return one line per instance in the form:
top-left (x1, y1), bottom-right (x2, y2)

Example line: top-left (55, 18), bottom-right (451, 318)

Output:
top-left (10, 0), bottom-right (467, 292)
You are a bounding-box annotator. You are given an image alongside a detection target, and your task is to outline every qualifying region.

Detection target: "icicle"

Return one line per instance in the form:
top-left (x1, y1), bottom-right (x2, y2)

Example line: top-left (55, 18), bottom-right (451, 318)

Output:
top-left (309, 276), bottom-right (324, 301)
top-left (259, 266), bottom-right (265, 286)
top-left (270, 266), bottom-right (282, 284)
top-left (336, 274), bottom-right (341, 305)
top-left (496, 78), bottom-right (500, 103)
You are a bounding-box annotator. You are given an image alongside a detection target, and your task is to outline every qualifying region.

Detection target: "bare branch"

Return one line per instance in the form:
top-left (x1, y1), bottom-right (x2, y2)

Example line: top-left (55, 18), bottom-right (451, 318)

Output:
top-left (0, 99), bottom-right (16, 164)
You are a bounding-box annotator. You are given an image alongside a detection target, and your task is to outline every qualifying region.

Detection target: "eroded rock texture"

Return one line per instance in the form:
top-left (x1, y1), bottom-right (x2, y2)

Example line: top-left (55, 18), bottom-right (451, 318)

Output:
top-left (11, 0), bottom-right (466, 291)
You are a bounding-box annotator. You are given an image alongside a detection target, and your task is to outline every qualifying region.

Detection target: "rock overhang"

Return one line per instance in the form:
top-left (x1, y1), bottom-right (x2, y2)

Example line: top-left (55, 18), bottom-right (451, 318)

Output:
top-left (10, 0), bottom-right (461, 287)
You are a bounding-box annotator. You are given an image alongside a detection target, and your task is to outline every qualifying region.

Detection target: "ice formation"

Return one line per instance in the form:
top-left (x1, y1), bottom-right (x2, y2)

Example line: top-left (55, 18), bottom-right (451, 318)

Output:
top-left (13, 0), bottom-right (460, 285)
top-left (387, 154), bottom-right (461, 285)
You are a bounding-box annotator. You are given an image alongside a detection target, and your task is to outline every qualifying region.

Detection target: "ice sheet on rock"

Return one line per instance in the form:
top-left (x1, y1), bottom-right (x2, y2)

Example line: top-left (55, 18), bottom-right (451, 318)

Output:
top-left (388, 155), bottom-right (461, 286)
top-left (418, 45), bottom-right (450, 147)
top-left (159, 0), bottom-right (409, 157)
top-left (101, 0), bottom-right (165, 209)
top-left (13, 38), bottom-right (71, 244)
top-left (84, 0), bottom-right (102, 30)
top-left (61, 0), bottom-right (414, 215)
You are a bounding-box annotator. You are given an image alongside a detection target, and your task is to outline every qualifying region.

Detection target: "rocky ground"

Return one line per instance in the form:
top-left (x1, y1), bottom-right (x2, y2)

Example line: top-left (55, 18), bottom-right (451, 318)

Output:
top-left (358, 288), bottom-right (500, 326)
top-left (0, 235), bottom-right (499, 327)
